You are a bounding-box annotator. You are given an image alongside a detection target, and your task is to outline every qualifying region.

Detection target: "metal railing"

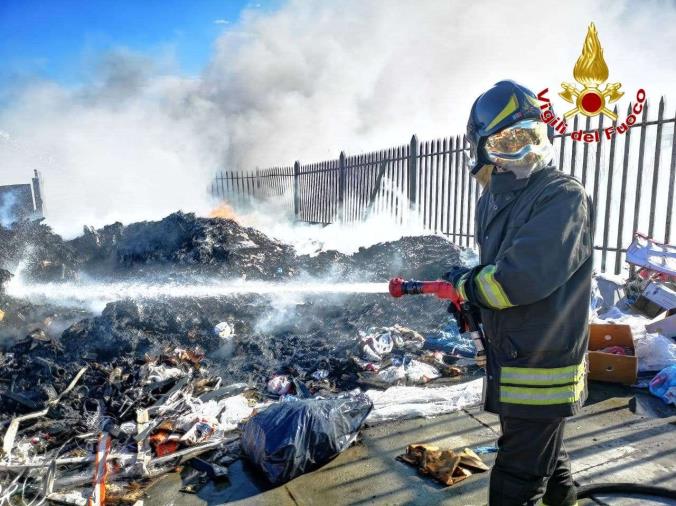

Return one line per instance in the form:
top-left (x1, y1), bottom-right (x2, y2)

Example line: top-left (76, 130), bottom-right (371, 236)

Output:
top-left (212, 97), bottom-right (676, 274)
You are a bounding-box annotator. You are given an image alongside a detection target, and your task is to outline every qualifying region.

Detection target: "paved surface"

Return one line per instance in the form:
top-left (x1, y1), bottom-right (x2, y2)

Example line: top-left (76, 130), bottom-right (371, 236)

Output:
top-left (146, 382), bottom-right (676, 505)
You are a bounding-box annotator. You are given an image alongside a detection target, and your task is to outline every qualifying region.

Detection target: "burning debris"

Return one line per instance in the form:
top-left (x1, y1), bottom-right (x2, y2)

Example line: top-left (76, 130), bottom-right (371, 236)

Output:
top-left (0, 211), bottom-right (478, 503)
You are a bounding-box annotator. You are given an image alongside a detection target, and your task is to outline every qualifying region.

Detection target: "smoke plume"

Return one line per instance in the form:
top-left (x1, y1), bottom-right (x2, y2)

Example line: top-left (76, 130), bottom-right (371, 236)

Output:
top-left (0, 0), bottom-right (674, 237)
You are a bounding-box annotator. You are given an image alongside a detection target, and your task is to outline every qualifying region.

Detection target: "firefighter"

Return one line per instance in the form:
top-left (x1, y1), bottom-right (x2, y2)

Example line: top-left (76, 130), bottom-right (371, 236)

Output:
top-left (444, 80), bottom-right (593, 506)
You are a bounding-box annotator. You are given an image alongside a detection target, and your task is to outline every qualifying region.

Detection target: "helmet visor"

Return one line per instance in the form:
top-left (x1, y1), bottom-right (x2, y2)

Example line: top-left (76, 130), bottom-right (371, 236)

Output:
top-left (484, 120), bottom-right (553, 177)
top-left (484, 120), bottom-right (549, 161)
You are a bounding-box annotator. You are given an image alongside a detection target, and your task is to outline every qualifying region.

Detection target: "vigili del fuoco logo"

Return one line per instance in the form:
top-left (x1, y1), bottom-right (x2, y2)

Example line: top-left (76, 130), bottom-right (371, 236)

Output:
top-left (537, 22), bottom-right (646, 144)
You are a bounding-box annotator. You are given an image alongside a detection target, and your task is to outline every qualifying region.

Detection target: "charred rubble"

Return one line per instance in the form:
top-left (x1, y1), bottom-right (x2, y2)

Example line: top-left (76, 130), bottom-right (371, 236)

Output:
top-left (0, 211), bottom-right (464, 284)
top-left (0, 212), bottom-right (466, 388)
top-left (0, 212), bottom-right (471, 503)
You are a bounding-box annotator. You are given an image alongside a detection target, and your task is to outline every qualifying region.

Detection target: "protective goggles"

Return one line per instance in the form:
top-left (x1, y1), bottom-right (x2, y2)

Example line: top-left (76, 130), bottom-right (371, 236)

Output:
top-left (484, 120), bottom-right (551, 168)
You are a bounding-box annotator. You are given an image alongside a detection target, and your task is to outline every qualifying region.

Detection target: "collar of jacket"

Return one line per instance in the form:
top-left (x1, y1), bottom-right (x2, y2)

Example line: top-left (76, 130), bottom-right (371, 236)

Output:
top-left (489, 165), bottom-right (552, 194)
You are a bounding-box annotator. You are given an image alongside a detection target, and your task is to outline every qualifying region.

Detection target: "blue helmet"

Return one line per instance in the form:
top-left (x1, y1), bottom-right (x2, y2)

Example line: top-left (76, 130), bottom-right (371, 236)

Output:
top-left (466, 80), bottom-right (546, 175)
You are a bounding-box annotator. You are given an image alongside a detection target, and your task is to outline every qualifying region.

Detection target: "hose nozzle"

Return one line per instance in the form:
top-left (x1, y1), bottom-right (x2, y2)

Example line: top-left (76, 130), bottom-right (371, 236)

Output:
top-left (389, 278), bottom-right (426, 297)
top-left (389, 277), bottom-right (406, 297)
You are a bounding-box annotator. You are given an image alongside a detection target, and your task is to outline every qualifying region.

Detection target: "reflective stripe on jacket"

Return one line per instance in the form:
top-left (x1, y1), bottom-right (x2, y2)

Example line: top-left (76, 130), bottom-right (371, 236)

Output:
top-left (469, 166), bottom-right (594, 418)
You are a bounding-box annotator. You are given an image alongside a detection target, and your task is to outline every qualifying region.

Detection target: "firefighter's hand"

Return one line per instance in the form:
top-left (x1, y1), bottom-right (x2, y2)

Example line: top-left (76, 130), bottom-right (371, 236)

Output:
top-left (475, 352), bottom-right (487, 369)
top-left (442, 266), bottom-right (469, 286)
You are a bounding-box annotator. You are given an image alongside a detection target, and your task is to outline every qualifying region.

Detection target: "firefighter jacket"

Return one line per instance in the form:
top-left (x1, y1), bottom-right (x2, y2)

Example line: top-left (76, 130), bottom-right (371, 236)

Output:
top-left (457, 165), bottom-right (594, 418)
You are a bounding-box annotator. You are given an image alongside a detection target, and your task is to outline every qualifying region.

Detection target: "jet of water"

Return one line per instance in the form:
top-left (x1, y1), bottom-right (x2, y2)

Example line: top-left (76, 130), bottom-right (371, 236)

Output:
top-left (5, 277), bottom-right (389, 312)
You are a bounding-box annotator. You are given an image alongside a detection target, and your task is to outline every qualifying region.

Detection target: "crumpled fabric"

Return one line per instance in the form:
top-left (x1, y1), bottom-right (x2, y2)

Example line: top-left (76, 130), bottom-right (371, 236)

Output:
top-left (398, 444), bottom-right (488, 486)
top-left (598, 346), bottom-right (631, 356)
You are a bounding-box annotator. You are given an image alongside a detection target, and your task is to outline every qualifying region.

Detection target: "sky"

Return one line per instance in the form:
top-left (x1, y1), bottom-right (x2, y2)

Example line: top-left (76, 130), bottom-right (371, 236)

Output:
top-left (0, 0), bottom-right (674, 238)
top-left (0, 0), bottom-right (278, 85)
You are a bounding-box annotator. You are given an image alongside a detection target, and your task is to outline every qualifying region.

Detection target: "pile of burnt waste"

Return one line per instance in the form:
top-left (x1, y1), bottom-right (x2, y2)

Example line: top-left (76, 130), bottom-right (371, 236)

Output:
top-left (0, 212), bottom-right (474, 390)
top-left (0, 212), bottom-right (465, 284)
top-left (0, 212), bottom-right (480, 503)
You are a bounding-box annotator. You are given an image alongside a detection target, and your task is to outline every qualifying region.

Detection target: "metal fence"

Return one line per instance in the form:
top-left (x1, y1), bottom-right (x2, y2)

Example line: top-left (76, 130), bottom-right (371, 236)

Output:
top-left (212, 97), bottom-right (675, 274)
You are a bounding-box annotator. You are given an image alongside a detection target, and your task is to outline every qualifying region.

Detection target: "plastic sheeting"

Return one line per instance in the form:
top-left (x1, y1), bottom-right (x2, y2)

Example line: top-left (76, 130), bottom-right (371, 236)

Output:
top-left (365, 379), bottom-right (484, 424)
top-left (218, 395), bottom-right (257, 432)
top-left (649, 365), bottom-right (676, 405)
top-left (241, 394), bottom-right (373, 484)
top-left (424, 320), bottom-right (476, 358)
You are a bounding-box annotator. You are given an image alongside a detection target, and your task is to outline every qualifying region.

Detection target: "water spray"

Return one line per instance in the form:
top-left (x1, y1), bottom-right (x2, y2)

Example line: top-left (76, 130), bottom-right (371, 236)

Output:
top-left (5, 278), bottom-right (389, 310)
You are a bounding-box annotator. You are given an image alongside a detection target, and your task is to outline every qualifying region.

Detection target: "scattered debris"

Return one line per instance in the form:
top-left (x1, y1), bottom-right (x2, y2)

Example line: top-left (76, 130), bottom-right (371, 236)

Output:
top-left (424, 320), bottom-right (476, 357)
top-left (649, 365), bottom-right (676, 405)
top-left (0, 346), bottom-right (251, 504)
top-left (213, 321), bottom-right (233, 340)
top-left (354, 325), bottom-right (467, 387)
top-left (472, 445), bottom-right (498, 455)
top-left (267, 375), bottom-right (292, 396)
top-left (0, 211), bottom-right (481, 501)
top-left (626, 233), bottom-right (676, 279)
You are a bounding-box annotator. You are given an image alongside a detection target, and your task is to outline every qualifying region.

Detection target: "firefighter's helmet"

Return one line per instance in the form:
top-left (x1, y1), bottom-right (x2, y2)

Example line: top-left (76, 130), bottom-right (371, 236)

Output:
top-left (466, 80), bottom-right (551, 175)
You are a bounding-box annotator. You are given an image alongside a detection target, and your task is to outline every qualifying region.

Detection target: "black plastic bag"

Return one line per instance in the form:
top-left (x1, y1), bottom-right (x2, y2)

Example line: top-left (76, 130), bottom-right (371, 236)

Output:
top-left (241, 393), bottom-right (373, 484)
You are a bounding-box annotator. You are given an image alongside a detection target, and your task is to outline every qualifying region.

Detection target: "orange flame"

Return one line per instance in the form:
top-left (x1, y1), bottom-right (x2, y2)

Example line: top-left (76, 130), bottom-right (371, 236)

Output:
top-left (209, 202), bottom-right (239, 222)
top-left (573, 23), bottom-right (609, 87)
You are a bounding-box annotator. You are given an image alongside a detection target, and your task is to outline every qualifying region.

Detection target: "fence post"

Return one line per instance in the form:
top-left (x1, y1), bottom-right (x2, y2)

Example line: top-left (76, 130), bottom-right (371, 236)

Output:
top-left (255, 167), bottom-right (261, 199)
top-left (409, 135), bottom-right (418, 210)
top-left (338, 151), bottom-right (346, 222)
top-left (293, 161), bottom-right (301, 219)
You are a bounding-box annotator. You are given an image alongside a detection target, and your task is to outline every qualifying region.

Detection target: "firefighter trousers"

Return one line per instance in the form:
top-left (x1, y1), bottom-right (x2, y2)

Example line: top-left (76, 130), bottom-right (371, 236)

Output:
top-left (489, 416), bottom-right (577, 506)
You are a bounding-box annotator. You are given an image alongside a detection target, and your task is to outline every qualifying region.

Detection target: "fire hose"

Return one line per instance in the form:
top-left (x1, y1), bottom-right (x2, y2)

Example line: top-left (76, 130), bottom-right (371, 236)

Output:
top-left (388, 278), bottom-right (676, 502)
top-left (388, 277), bottom-right (486, 364)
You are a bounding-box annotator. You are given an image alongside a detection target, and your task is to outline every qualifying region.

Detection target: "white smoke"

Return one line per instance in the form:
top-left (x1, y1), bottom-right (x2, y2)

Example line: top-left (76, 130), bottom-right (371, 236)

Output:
top-left (0, 0), bottom-right (674, 238)
top-left (0, 189), bottom-right (19, 228)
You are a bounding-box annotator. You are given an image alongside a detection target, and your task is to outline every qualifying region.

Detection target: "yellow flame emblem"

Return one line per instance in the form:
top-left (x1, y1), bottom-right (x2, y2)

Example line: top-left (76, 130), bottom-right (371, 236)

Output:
top-left (559, 23), bottom-right (623, 120)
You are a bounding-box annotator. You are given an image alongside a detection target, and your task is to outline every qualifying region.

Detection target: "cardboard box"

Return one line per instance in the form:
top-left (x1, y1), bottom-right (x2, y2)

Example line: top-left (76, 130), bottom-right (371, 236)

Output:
top-left (631, 295), bottom-right (664, 318)
top-left (642, 281), bottom-right (676, 310)
top-left (646, 312), bottom-right (676, 339)
top-left (588, 323), bottom-right (638, 385)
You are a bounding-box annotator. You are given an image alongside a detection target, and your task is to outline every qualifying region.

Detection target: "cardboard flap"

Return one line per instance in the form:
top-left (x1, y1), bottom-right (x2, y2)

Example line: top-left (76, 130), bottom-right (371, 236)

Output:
top-left (646, 313), bottom-right (676, 338)
top-left (589, 324), bottom-right (634, 351)
top-left (588, 351), bottom-right (638, 385)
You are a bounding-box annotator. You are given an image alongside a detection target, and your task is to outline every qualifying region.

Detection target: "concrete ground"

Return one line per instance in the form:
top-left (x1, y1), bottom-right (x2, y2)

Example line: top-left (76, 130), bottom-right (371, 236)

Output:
top-left (145, 382), bottom-right (676, 505)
